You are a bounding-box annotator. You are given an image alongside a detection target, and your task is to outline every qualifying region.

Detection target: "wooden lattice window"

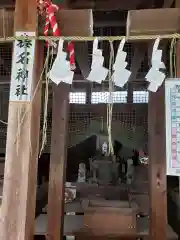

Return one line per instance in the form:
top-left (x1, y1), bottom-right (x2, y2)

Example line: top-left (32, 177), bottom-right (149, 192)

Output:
top-left (91, 91), bottom-right (127, 104)
top-left (133, 91), bottom-right (149, 103)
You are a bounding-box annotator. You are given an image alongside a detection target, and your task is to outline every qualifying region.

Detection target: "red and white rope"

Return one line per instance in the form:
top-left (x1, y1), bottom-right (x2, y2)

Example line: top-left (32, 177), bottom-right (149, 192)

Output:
top-left (37, 0), bottom-right (75, 69)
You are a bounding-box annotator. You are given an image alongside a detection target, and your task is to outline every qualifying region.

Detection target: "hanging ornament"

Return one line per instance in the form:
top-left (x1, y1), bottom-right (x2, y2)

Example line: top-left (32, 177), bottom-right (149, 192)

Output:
top-left (48, 39), bottom-right (74, 85)
top-left (145, 38), bottom-right (166, 92)
top-left (87, 38), bottom-right (108, 84)
top-left (37, 0), bottom-right (75, 70)
top-left (112, 37), bottom-right (131, 88)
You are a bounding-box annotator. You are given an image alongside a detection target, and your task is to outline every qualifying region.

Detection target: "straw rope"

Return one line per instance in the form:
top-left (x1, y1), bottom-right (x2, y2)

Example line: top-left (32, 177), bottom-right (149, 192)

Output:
top-left (169, 38), bottom-right (177, 78)
top-left (39, 46), bottom-right (54, 156)
top-left (0, 33), bottom-right (180, 42)
top-left (0, 35), bottom-right (178, 152)
top-left (107, 41), bottom-right (114, 156)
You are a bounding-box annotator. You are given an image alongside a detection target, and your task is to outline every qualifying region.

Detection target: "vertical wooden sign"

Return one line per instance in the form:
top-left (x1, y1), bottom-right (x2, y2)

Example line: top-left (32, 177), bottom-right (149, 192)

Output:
top-left (10, 32), bottom-right (35, 101)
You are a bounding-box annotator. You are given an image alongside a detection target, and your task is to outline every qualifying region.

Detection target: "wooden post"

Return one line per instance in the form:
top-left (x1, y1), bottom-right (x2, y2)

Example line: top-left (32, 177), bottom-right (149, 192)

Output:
top-left (175, 0), bottom-right (180, 76)
top-left (127, 43), bottom-right (146, 104)
top-left (148, 47), bottom-right (167, 238)
top-left (0, 0), bottom-right (43, 239)
top-left (86, 84), bottom-right (92, 104)
top-left (127, 83), bottom-right (133, 103)
top-left (47, 83), bottom-right (69, 239)
top-left (47, 10), bottom-right (93, 239)
top-left (175, 0), bottom-right (180, 218)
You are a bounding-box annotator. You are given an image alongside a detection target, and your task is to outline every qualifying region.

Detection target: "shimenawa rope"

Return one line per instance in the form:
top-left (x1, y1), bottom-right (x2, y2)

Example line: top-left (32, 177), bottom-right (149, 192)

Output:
top-left (1, 33), bottom-right (180, 42)
top-left (107, 41), bottom-right (114, 156)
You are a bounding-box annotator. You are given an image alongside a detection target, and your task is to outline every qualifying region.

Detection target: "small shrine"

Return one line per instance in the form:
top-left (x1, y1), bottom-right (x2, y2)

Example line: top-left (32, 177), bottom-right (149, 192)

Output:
top-left (0, 0), bottom-right (179, 240)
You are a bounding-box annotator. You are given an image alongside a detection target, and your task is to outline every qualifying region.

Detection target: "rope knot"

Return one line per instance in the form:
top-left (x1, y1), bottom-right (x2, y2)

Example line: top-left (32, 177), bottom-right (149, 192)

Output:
top-left (37, 0), bottom-right (51, 16)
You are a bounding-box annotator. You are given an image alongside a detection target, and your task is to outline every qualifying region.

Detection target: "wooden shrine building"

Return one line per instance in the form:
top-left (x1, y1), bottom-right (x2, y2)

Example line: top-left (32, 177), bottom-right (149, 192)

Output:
top-left (0, 0), bottom-right (180, 240)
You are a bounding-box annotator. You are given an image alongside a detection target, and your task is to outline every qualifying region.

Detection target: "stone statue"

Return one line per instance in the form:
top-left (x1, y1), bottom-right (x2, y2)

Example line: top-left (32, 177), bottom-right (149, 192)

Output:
top-left (77, 163), bottom-right (86, 182)
top-left (102, 141), bottom-right (108, 156)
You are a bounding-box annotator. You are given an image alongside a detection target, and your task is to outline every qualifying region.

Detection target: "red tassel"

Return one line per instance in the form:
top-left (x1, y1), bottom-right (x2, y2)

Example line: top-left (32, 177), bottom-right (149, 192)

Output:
top-left (68, 41), bottom-right (75, 70)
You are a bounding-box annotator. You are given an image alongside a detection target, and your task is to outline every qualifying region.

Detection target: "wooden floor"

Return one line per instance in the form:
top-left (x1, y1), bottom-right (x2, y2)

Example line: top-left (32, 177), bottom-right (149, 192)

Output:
top-left (35, 201), bottom-right (177, 239)
top-left (0, 167), bottom-right (178, 239)
top-left (35, 213), bottom-right (177, 239)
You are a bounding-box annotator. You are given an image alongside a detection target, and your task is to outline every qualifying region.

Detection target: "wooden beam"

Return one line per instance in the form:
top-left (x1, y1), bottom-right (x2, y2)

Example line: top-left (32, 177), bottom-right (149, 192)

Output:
top-left (68, 0), bottom-right (142, 10)
top-left (94, 20), bottom-right (126, 27)
top-left (0, 0), bottom-right (14, 8)
top-left (175, 0), bottom-right (180, 7)
top-left (148, 43), bottom-right (167, 239)
top-left (163, 0), bottom-right (174, 7)
top-left (0, 0), bottom-right (160, 10)
top-left (126, 8), bottom-right (180, 37)
top-left (0, 0), bottom-right (43, 239)
top-left (47, 83), bottom-right (69, 239)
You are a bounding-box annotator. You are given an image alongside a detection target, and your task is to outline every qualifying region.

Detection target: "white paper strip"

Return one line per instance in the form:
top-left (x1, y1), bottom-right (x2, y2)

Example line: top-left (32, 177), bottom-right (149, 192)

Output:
top-left (87, 65), bottom-right (108, 84)
top-left (113, 68), bottom-right (131, 88)
top-left (93, 38), bottom-right (99, 55)
top-left (113, 51), bottom-right (127, 71)
top-left (10, 32), bottom-right (36, 101)
top-left (146, 38), bottom-right (166, 92)
top-left (91, 55), bottom-right (104, 69)
top-left (148, 82), bottom-right (158, 92)
top-left (118, 37), bottom-right (126, 52)
top-left (57, 38), bottom-right (64, 55)
top-left (49, 39), bottom-right (74, 85)
top-left (165, 79), bottom-right (180, 176)
top-left (152, 38), bottom-right (160, 56)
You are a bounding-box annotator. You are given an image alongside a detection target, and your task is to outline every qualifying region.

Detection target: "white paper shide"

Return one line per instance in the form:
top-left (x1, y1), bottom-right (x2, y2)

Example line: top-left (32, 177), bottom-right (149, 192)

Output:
top-left (87, 38), bottom-right (108, 84)
top-left (49, 39), bottom-right (74, 85)
top-left (10, 32), bottom-right (36, 101)
top-left (146, 38), bottom-right (166, 92)
top-left (113, 38), bottom-right (131, 88)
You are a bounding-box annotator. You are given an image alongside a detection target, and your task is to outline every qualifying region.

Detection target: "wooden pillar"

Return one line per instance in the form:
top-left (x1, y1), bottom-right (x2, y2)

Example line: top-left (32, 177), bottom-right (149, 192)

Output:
top-left (47, 83), bottom-right (69, 239)
top-left (0, 0), bottom-right (43, 239)
top-left (176, 0), bottom-right (180, 8)
top-left (127, 83), bottom-right (133, 103)
top-left (86, 84), bottom-right (92, 104)
top-left (175, 2), bottom-right (180, 222)
top-left (47, 10), bottom-right (92, 239)
top-left (176, 0), bottom-right (180, 77)
top-left (127, 43), bottom-right (146, 104)
top-left (148, 53), bottom-right (167, 238)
